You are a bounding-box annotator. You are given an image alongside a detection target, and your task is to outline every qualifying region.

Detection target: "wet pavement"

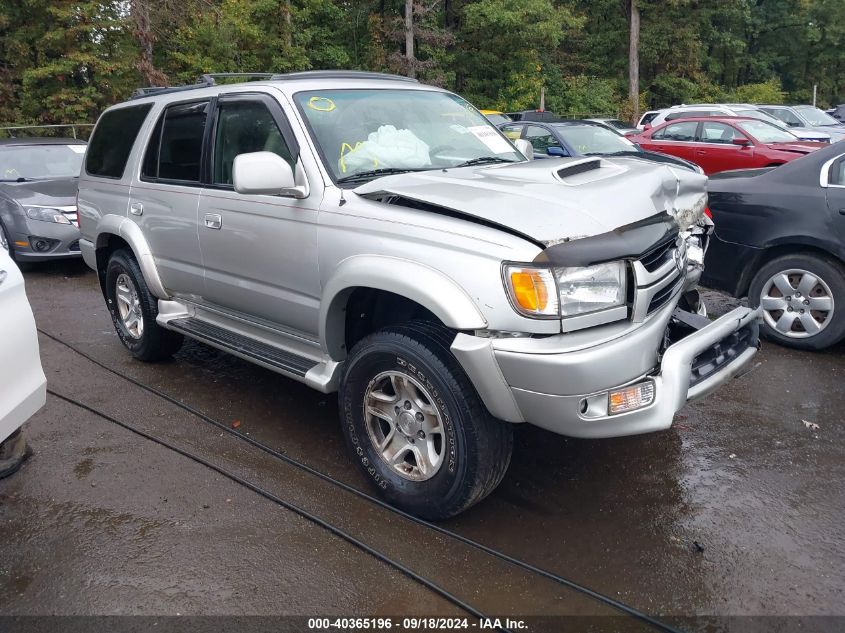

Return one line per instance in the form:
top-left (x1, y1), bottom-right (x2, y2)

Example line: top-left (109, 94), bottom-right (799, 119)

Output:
top-left (1, 260), bottom-right (843, 628)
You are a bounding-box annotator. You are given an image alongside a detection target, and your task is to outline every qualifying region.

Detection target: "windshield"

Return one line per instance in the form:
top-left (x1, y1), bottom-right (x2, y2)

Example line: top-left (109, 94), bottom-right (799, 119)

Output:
top-left (0, 144), bottom-right (85, 181)
top-left (794, 105), bottom-right (840, 126)
top-left (295, 89), bottom-right (522, 183)
top-left (736, 120), bottom-right (798, 143)
top-left (485, 113), bottom-right (512, 125)
top-left (552, 124), bottom-right (637, 155)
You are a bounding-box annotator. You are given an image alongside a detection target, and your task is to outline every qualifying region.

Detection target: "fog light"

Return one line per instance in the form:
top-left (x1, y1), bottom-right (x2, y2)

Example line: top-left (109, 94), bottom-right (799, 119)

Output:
top-left (608, 381), bottom-right (655, 415)
top-left (29, 237), bottom-right (57, 252)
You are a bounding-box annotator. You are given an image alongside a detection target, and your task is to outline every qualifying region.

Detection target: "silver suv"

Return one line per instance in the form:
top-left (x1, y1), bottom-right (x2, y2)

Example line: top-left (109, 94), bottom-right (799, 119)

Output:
top-left (78, 71), bottom-right (761, 518)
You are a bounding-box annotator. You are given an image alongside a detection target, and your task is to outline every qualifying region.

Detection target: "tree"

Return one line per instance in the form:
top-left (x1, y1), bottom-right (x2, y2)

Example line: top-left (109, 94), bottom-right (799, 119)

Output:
top-left (628, 0), bottom-right (639, 120)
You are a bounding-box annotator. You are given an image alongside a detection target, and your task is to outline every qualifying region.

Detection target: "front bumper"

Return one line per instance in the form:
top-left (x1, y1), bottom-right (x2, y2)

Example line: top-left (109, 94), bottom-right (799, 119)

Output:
top-left (451, 303), bottom-right (761, 438)
top-left (12, 220), bottom-right (81, 262)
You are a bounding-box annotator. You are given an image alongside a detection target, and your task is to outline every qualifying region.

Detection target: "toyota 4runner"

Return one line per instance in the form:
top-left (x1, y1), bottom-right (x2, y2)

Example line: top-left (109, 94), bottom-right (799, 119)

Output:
top-left (78, 71), bottom-right (761, 519)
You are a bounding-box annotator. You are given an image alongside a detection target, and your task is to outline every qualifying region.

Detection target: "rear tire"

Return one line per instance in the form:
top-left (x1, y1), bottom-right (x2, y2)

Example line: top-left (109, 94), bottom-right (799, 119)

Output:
top-left (105, 249), bottom-right (183, 361)
top-left (749, 252), bottom-right (845, 351)
top-left (339, 321), bottom-right (513, 520)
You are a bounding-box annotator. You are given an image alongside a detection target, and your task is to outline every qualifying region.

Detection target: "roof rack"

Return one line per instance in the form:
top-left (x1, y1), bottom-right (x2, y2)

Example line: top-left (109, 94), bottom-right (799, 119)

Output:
top-left (269, 70), bottom-right (418, 83)
top-left (129, 70), bottom-right (418, 100)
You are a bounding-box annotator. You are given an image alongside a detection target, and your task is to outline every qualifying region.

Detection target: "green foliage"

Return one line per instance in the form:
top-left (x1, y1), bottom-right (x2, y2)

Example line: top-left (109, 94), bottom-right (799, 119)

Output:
top-left (0, 0), bottom-right (843, 125)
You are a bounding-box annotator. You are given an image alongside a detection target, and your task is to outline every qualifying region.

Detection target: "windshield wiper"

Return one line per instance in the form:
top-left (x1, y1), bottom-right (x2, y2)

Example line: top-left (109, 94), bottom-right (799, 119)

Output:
top-left (453, 156), bottom-right (515, 168)
top-left (336, 167), bottom-right (426, 185)
top-left (584, 150), bottom-right (639, 157)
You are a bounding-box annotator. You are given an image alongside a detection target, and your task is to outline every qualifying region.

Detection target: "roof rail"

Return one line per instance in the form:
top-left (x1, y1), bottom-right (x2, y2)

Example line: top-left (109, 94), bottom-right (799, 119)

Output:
top-left (129, 70), bottom-right (418, 100)
top-left (270, 70), bottom-right (418, 83)
top-left (129, 72), bottom-right (276, 101)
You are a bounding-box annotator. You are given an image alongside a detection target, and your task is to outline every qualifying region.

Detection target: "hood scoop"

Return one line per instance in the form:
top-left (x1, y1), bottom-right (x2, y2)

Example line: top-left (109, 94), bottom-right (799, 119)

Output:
top-left (555, 157), bottom-right (602, 180)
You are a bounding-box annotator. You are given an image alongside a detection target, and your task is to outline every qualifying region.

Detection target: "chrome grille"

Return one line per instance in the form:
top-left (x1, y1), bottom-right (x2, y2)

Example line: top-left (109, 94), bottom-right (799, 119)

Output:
top-left (631, 234), bottom-right (686, 322)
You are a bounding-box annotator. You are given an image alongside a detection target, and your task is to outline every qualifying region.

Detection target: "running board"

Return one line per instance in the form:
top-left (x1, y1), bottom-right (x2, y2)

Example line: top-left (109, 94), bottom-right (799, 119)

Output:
top-left (167, 316), bottom-right (317, 378)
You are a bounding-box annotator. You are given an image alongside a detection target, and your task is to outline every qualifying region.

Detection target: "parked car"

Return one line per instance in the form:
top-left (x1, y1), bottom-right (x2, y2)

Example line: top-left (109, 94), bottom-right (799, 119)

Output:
top-left (586, 118), bottom-right (639, 136)
top-left (636, 110), bottom-right (660, 130)
top-left (646, 104), bottom-right (830, 143)
top-left (829, 104), bottom-right (845, 122)
top-left (505, 110), bottom-right (561, 122)
top-left (0, 138), bottom-right (85, 267)
top-left (78, 70), bottom-right (759, 518)
top-left (630, 116), bottom-right (821, 174)
top-left (702, 143), bottom-right (845, 350)
top-left (499, 119), bottom-right (701, 171)
top-left (757, 104), bottom-right (845, 142)
top-left (479, 110), bottom-right (512, 125)
top-left (0, 247), bottom-right (45, 477)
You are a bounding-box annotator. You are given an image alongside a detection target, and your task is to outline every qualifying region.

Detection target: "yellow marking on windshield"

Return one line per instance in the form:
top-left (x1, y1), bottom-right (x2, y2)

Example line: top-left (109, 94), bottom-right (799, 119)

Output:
top-left (308, 96), bottom-right (336, 112)
top-left (339, 141), bottom-right (378, 174)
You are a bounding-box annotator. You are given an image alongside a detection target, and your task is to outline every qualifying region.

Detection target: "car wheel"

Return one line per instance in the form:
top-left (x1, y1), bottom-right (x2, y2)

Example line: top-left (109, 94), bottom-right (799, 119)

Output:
top-left (339, 321), bottom-right (513, 519)
top-left (105, 249), bottom-right (183, 361)
top-left (749, 253), bottom-right (845, 351)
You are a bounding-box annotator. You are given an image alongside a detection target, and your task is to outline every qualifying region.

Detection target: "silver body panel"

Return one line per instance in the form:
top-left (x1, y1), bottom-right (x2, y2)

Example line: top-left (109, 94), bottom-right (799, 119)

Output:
top-left (78, 75), bottom-right (760, 439)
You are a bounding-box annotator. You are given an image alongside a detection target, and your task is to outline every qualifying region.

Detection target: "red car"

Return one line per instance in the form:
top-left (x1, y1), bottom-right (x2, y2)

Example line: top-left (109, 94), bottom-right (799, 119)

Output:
top-left (629, 116), bottom-right (822, 174)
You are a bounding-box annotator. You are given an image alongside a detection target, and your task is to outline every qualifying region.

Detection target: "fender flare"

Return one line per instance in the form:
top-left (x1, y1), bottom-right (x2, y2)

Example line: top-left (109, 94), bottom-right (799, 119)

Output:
top-left (95, 215), bottom-right (170, 299)
top-left (320, 255), bottom-right (487, 359)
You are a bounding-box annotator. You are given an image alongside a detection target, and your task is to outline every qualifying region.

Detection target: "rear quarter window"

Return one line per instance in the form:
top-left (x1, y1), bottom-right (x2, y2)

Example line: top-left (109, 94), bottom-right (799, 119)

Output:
top-left (85, 104), bottom-right (153, 178)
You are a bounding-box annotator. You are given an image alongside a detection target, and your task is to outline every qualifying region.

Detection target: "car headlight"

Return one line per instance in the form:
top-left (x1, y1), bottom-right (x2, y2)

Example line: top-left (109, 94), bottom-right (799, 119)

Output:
top-left (504, 261), bottom-right (627, 319)
top-left (24, 206), bottom-right (71, 224)
top-left (555, 261), bottom-right (627, 316)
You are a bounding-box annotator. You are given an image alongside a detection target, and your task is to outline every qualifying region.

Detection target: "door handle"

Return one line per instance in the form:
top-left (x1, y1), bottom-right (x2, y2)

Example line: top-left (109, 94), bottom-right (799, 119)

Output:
top-left (839, 209), bottom-right (845, 216)
top-left (204, 213), bottom-right (222, 230)
top-left (130, 202), bottom-right (143, 216)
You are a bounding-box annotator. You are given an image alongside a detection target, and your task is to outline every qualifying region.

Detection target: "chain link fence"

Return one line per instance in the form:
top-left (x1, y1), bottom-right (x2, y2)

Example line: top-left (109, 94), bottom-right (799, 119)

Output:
top-left (0, 124), bottom-right (95, 140)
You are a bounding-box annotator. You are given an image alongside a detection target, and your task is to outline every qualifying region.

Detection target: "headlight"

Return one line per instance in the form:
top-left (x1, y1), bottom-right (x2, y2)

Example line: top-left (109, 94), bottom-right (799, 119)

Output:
top-left (24, 206), bottom-right (71, 224)
top-left (555, 262), bottom-right (626, 316)
top-left (504, 261), bottom-right (626, 319)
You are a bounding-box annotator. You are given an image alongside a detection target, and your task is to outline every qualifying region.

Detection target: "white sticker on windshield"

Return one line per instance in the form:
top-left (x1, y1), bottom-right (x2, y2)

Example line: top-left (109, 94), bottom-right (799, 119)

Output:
top-left (450, 124), bottom-right (470, 135)
top-left (468, 125), bottom-right (514, 154)
top-left (68, 145), bottom-right (86, 153)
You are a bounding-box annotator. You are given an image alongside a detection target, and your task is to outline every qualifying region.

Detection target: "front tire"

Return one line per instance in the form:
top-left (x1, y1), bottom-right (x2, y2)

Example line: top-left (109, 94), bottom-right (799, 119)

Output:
top-left (105, 249), bottom-right (183, 361)
top-left (749, 253), bottom-right (845, 350)
top-left (339, 322), bottom-right (513, 519)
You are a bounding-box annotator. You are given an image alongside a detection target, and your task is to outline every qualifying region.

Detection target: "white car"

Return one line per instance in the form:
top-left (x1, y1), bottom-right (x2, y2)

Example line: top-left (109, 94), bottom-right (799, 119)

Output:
top-left (0, 245), bottom-right (45, 476)
top-left (643, 104), bottom-right (831, 143)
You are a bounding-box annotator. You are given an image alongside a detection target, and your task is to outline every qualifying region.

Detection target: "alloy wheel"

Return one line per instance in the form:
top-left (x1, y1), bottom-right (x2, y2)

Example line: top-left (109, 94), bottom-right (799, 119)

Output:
top-left (363, 370), bottom-right (446, 482)
top-left (115, 273), bottom-right (144, 339)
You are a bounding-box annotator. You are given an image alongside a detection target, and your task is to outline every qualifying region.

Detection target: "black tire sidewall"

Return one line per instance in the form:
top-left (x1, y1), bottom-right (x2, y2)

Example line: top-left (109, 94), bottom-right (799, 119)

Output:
top-left (340, 336), bottom-right (473, 517)
top-left (105, 251), bottom-right (157, 357)
top-left (750, 253), bottom-right (845, 350)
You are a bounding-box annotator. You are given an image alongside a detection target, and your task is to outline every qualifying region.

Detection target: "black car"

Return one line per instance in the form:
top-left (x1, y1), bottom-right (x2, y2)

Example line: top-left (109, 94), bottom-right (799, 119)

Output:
top-left (499, 119), bottom-right (701, 172)
top-left (702, 142), bottom-right (845, 350)
top-left (0, 138), bottom-right (85, 266)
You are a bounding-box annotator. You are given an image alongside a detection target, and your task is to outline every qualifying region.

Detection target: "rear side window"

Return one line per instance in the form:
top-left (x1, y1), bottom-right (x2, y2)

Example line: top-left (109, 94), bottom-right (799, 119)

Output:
top-left (639, 112), bottom-right (658, 126)
top-left (85, 104), bottom-right (152, 178)
top-left (665, 110), bottom-right (715, 121)
top-left (653, 121), bottom-right (698, 141)
top-left (143, 101), bottom-right (209, 183)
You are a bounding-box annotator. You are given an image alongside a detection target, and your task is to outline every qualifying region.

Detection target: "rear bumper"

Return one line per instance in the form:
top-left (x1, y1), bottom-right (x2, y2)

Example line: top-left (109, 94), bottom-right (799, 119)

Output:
top-left (0, 379), bottom-right (45, 444)
top-left (452, 304), bottom-right (761, 438)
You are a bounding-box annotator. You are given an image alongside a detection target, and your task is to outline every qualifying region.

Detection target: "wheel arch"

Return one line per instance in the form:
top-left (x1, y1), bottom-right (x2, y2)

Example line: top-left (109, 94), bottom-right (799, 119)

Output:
top-left (739, 240), bottom-right (845, 297)
top-left (320, 255), bottom-right (487, 360)
top-left (94, 215), bottom-right (169, 300)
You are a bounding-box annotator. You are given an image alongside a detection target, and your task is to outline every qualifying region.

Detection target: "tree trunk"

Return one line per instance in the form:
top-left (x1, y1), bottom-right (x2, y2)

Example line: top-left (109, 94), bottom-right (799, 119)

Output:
top-left (284, 0), bottom-right (292, 50)
top-left (404, 0), bottom-right (415, 78)
top-left (132, 0), bottom-right (167, 86)
top-left (628, 0), bottom-right (640, 122)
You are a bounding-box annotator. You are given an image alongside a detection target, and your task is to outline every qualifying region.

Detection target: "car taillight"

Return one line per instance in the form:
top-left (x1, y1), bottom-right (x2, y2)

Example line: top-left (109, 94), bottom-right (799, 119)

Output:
top-left (704, 206), bottom-right (713, 219)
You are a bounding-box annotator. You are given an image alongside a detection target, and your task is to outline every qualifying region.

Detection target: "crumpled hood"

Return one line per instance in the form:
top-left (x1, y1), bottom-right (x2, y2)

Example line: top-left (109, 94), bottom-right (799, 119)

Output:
top-left (0, 178), bottom-right (78, 207)
top-left (354, 157), bottom-right (707, 245)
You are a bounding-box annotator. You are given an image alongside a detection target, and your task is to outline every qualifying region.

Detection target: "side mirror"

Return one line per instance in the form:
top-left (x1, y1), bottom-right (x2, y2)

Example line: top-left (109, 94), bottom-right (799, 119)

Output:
top-left (233, 151), bottom-right (307, 198)
top-left (514, 138), bottom-right (534, 160)
top-left (546, 146), bottom-right (568, 157)
top-left (731, 137), bottom-right (751, 147)
top-left (643, 122), bottom-right (652, 131)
